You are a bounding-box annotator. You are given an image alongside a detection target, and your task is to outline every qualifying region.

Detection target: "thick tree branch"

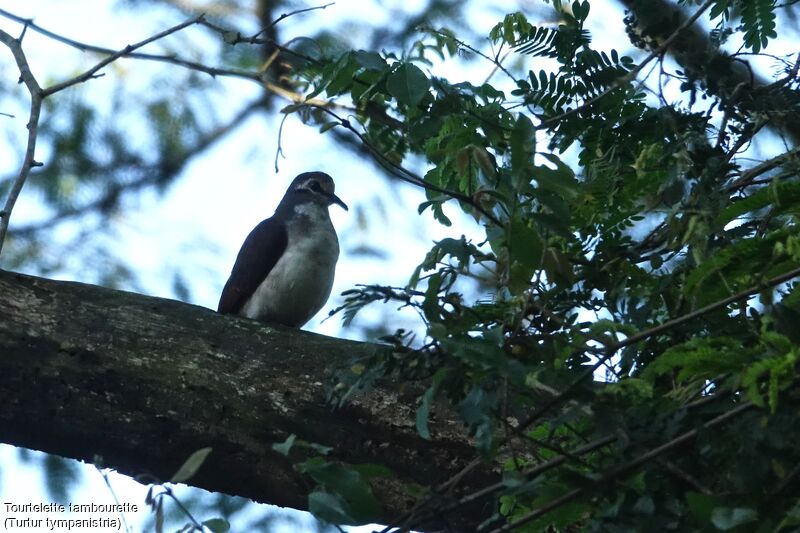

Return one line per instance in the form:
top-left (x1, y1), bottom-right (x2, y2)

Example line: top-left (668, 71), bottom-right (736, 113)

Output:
top-left (0, 269), bottom-right (493, 530)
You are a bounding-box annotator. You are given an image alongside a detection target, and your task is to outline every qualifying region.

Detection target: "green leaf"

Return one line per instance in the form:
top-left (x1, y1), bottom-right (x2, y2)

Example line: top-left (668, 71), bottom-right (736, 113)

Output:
top-left (686, 492), bottom-right (722, 525)
top-left (457, 386), bottom-right (499, 456)
top-left (273, 434), bottom-right (332, 456)
top-left (353, 50), bottom-right (387, 71)
top-left (509, 219), bottom-right (544, 269)
top-left (300, 460), bottom-right (382, 524)
top-left (740, 0), bottom-right (777, 52)
top-left (716, 181), bottom-right (800, 228)
top-left (536, 153), bottom-right (579, 200)
top-left (272, 434), bottom-right (296, 456)
top-left (510, 115), bottom-right (535, 181)
top-left (643, 338), bottom-right (749, 383)
top-left (741, 344), bottom-right (796, 413)
top-left (325, 53), bottom-right (360, 96)
top-left (416, 368), bottom-right (447, 439)
top-left (309, 442), bottom-right (334, 455)
top-left (308, 490), bottom-right (354, 524)
top-left (319, 121), bottom-right (339, 133)
top-left (281, 103), bottom-right (303, 114)
top-left (473, 146), bottom-right (497, 177)
top-left (170, 447), bottom-right (212, 483)
top-left (201, 518), bottom-right (230, 533)
top-left (417, 386), bottom-right (435, 440)
top-left (710, 507), bottom-right (758, 530)
top-left (387, 63), bottom-right (430, 106)
top-left (573, 1), bottom-right (590, 21)
top-left (710, 0), bottom-right (731, 20)
top-left (632, 495), bottom-right (654, 515)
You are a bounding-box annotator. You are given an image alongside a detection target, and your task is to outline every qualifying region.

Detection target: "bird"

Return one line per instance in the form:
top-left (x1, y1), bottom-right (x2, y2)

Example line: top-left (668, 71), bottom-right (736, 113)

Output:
top-left (217, 171), bottom-right (348, 328)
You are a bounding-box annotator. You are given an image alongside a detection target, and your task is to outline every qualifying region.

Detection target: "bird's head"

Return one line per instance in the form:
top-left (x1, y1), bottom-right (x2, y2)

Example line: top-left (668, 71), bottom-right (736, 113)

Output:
top-left (285, 172), bottom-right (348, 211)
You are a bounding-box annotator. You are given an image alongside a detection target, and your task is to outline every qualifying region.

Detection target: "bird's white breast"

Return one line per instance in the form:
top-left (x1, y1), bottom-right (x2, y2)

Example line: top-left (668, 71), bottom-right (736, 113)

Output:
top-left (240, 203), bottom-right (340, 327)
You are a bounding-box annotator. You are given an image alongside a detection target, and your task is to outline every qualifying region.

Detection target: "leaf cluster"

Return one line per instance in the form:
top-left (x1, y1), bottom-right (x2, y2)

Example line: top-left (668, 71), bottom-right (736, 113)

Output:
top-left (280, 0), bottom-right (800, 530)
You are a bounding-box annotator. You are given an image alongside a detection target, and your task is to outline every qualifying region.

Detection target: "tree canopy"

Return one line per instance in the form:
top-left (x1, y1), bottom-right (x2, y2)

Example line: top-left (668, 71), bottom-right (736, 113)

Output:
top-left (2, 0), bottom-right (800, 531)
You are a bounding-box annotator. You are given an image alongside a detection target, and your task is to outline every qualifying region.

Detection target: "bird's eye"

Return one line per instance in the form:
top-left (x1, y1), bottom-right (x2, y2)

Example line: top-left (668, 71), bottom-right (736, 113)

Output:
top-left (309, 181), bottom-right (323, 193)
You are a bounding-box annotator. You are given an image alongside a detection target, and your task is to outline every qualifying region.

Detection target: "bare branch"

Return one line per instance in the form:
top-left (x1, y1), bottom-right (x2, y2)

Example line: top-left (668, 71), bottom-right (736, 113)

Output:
top-left (198, 18), bottom-right (323, 66)
top-left (0, 28), bottom-right (43, 254)
top-left (0, 8), bottom-right (263, 82)
top-left (726, 145), bottom-right (800, 191)
top-left (41, 15), bottom-right (206, 97)
top-left (252, 2), bottom-right (335, 39)
top-left (0, 14), bottom-right (213, 253)
top-left (0, 269), bottom-right (493, 532)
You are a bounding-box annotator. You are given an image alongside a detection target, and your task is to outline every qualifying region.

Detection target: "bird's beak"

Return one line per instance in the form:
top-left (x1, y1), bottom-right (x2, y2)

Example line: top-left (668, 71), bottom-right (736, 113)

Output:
top-left (329, 193), bottom-right (348, 211)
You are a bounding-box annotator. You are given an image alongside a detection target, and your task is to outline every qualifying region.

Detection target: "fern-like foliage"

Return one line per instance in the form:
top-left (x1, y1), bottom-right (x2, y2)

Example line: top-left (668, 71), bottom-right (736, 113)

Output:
top-left (499, 7), bottom-right (633, 118)
top-left (739, 0), bottom-right (777, 53)
top-left (519, 70), bottom-right (573, 113)
top-left (514, 26), bottom-right (559, 57)
top-left (515, 25), bottom-right (591, 65)
top-left (512, 47), bottom-right (633, 115)
top-left (572, 49), bottom-right (634, 97)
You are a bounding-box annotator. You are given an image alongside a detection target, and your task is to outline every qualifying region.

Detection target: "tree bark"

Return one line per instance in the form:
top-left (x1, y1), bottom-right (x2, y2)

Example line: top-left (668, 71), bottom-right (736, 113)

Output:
top-left (0, 269), bottom-right (491, 530)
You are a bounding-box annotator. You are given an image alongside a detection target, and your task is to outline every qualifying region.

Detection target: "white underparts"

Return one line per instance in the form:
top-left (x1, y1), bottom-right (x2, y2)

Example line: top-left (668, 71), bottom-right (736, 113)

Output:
top-left (240, 202), bottom-right (339, 327)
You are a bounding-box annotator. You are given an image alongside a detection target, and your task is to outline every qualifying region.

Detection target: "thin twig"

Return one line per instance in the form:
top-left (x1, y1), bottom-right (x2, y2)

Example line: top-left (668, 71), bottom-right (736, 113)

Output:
top-left (0, 28), bottom-right (43, 255)
top-left (96, 467), bottom-right (133, 533)
top-left (0, 9), bottom-right (404, 130)
top-left (42, 15), bottom-right (206, 97)
top-left (451, 435), bottom-right (615, 513)
top-left (726, 146), bottom-right (800, 191)
top-left (657, 458), bottom-right (712, 495)
top-left (252, 2), bottom-right (335, 39)
top-left (160, 486), bottom-right (204, 530)
top-left (0, 6), bottom-right (325, 74)
top-left (725, 119), bottom-right (768, 163)
top-left (298, 104), bottom-right (505, 227)
top-left (274, 113), bottom-right (290, 173)
top-left (199, 18), bottom-right (323, 66)
top-left (0, 15), bottom-right (221, 253)
top-left (0, 8), bottom-right (265, 81)
top-left (425, 28), bottom-right (517, 84)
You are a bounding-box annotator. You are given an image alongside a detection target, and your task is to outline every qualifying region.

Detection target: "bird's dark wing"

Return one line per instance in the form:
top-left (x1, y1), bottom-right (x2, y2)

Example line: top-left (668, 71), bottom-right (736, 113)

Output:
top-left (217, 217), bottom-right (288, 314)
